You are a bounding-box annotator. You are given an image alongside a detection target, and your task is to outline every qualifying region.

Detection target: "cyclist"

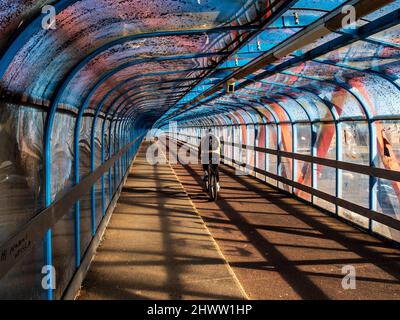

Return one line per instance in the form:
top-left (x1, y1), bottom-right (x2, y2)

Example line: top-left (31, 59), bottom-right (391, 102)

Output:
top-left (199, 129), bottom-right (221, 191)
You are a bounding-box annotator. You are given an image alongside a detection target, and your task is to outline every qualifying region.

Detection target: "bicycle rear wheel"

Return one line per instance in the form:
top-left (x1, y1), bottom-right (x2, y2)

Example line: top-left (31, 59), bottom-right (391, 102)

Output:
top-left (209, 172), bottom-right (218, 201)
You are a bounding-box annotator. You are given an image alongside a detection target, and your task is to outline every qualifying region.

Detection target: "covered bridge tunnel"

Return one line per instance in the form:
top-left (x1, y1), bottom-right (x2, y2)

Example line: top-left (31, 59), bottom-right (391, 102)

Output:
top-left (0, 0), bottom-right (400, 300)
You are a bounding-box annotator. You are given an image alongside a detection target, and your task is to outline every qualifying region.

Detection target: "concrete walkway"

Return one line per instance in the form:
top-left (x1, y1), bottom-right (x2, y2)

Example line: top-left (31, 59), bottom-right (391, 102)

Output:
top-left (77, 142), bottom-right (246, 300)
top-left (170, 153), bottom-right (400, 300)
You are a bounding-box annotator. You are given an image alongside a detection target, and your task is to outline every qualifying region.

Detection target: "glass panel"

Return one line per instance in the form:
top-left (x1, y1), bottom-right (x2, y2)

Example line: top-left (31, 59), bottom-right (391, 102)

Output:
top-left (233, 126), bottom-right (241, 164)
top-left (53, 205), bottom-right (75, 299)
top-left (0, 103), bottom-right (46, 298)
top-left (375, 120), bottom-right (400, 169)
top-left (104, 171), bottom-right (111, 208)
top-left (274, 96), bottom-right (309, 122)
top-left (79, 189), bottom-right (92, 257)
top-left (372, 221), bottom-right (400, 243)
top-left (256, 125), bottom-right (266, 171)
top-left (296, 94), bottom-right (333, 121)
top-left (279, 156), bottom-right (292, 192)
top-left (270, 73), bottom-right (366, 119)
top-left (0, 242), bottom-right (45, 299)
top-left (246, 125), bottom-right (255, 169)
top-left (278, 123), bottom-right (292, 191)
top-left (341, 121), bottom-right (369, 165)
top-left (279, 123), bottom-right (292, 152)
top-left (95, 118), bottom-right (103, 169)
top-left (296, 124), bottom-right (311, 155)
top-left (314, 197), bottom-right (336, 213)
top-left (342, 171), bottom-right (369, 207)
top-left (376, 178), bottom-right (400, 219)
top-left (315, 123), bottom-right (336, 160)
top-left (316, 165), bottom-right (336, 196)
top-left (79, 116), bottom-right (92, 179)
top-left (95, 178), bottom-right (103, 228)
top-left (295, 160), bottom-right (311, 202)
top-left (266, 124), bottom-right (278, 185)
top-left (339, 207), bottom-right (369, 229)
top-left (340, 171), bottom-right (369, 228)
top-left (0, 103), bottom-right (45, 243)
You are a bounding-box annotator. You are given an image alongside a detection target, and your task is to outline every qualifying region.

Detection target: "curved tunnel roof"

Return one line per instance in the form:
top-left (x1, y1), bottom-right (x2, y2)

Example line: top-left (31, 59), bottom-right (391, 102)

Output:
top-left (158, 0), bottom-right (400, 127)
top-left (0, 0), bottom-right (273, 125)
top-left (1, 0), bottom-right (399, 129)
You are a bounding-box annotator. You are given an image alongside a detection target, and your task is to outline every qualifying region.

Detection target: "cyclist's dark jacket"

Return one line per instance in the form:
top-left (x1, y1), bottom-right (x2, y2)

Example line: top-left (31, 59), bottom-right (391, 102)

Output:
top-left (199, 134), bottom-right (221, 165)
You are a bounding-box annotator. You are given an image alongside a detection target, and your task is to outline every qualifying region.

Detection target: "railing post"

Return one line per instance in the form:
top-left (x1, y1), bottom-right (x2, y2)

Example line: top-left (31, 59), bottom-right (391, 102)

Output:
top-left (336, 121), bottom-right (342, 216)
top-left (311, 122), bottom-right (317, 204)
top-left (369, 120), bottom-right (378, 231)
top-left (108, 120), bottom-right (114, 199)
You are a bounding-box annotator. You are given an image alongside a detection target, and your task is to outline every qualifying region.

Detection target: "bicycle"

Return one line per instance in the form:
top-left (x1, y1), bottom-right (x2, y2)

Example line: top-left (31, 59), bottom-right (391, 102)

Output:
top-left (203, 162), bottom-right (218, 201)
